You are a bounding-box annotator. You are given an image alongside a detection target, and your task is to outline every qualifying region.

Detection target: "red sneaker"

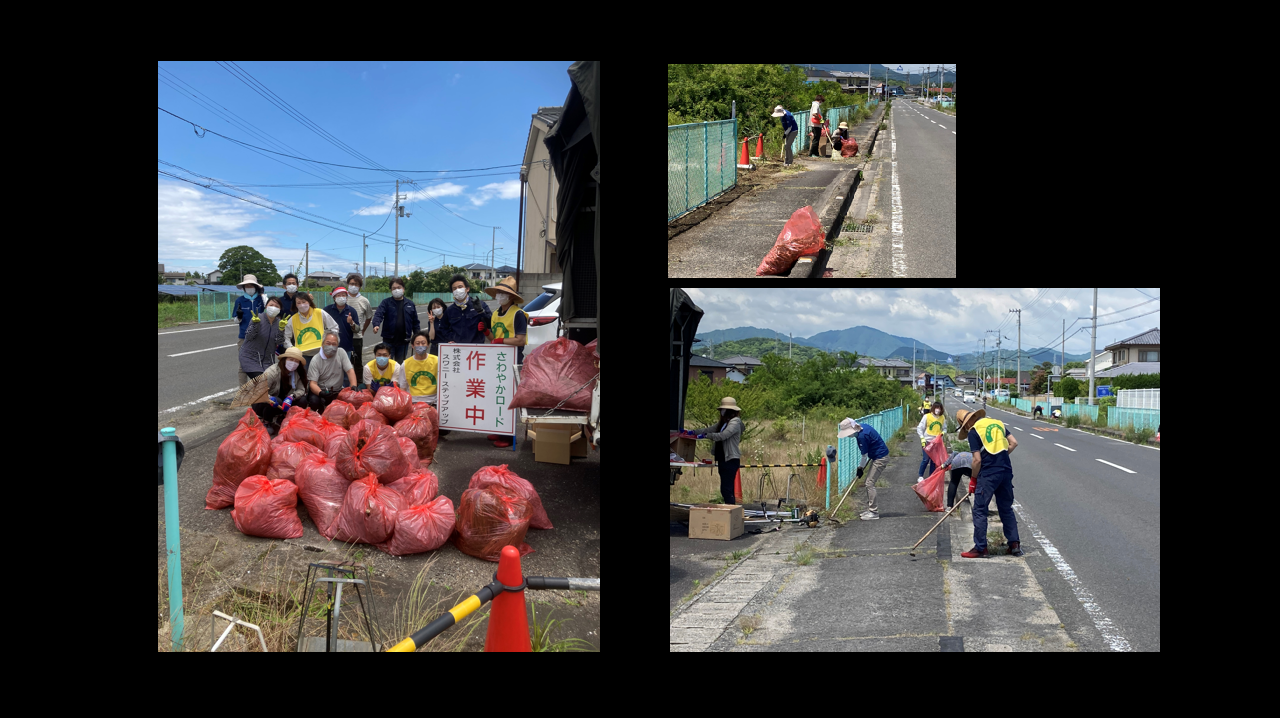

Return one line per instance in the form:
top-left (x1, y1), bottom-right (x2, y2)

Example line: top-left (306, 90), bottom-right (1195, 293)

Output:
top-left (961, 546), bottom-right (988, 558)
top-left (486, 434), bottom-right (501, 441)
top-left (492, 438), bottom-right (513, 448)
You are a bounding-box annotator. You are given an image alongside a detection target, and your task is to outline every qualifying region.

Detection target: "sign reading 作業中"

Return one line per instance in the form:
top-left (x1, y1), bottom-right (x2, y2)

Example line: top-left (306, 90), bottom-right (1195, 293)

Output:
top-left (437, 343), bottom-right (518, 436)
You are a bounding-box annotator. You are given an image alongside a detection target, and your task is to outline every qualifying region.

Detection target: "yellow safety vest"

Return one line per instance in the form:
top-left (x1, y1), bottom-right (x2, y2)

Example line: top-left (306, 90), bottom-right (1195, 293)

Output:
top-left (490, 306), bottom-right (527, 342)
top-left (971, 418), bottom-right (1009, 455)
top-left (289, 310), bottom-right (325, 354)
top-left (365, 359), bottom-right (400, 389)
top-left (925, 413), bottom-right (945, 436)
top-left (402, 353), bottom-right (438, 397)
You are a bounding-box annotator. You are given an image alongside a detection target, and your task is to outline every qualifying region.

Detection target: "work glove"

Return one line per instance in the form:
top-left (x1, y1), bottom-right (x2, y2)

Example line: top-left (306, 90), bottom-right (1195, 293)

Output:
top-left (856, 466), bottom-right (864, 480)
top-left (250, 310), bottom-right (260, 324)
top-left (281, 396), bottom-right (294, 412)
top-left (235, 310), bottom-right (243, 321)
top-left (921, 437), bottom-right (928, 448)
top-left (696, 433), bottom-right (707, 440)
top-left (969, 477), bottom-right (977, 495)
top-left (279, 314), bottom-right (290, 331)
top-left (268, 396), bottom-right (280, 407)
top-left (478, 320), bottom-right (490, 336)
top-left (356, 383), bottom-right (367, 392)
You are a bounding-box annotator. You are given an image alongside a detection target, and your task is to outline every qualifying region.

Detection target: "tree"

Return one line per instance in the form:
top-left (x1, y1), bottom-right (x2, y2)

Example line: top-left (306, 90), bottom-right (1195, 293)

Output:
top-left (1064, 361), bottom-right (1086, 370)
top-left (366, 276), bottom-right (391, 292)
top-left (158, 273), bottom-right (164, 285)
top-left (1057, 376), bottom-right (1084, 401)
top-left (217, 246), bottom-right (282, 288)
top-left (405, 269), bottom-right (429, 294)
top-left (1030, 370), bottom-right (1047, 394)
top-left (423, 265), bottom-right (469, 292)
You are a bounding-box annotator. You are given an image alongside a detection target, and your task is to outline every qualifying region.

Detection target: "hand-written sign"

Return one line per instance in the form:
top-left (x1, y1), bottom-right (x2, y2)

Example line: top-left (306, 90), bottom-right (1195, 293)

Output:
top-left (438, 343), bottom-right (517, 435)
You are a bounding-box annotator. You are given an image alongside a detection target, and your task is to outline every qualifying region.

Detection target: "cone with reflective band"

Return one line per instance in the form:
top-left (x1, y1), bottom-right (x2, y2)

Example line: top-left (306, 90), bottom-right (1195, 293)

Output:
top-left (483, 545), bottom-right (531, 651)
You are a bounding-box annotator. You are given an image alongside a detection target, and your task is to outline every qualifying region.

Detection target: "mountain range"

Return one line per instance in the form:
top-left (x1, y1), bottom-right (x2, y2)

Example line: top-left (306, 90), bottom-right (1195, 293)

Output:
top-left (694, 326), bottom-right (1090, 367)
top-left (793, 64), bottom-right (955, 85)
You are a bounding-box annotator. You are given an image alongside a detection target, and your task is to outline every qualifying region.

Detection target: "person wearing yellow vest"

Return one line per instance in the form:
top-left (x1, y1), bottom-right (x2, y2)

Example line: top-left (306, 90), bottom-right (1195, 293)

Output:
top-left (481, 276), bottom-right (527, 447)
top-left (363, 342), bottom-right (408, 397)
top-left (282, 291), bottom-right (340, 375)
top-left (955, 408), bottom-right (1022, 558)
top-left (403, 330), bottom-right (439, 407)
top-left (915, 400), bottom-right (946, 483)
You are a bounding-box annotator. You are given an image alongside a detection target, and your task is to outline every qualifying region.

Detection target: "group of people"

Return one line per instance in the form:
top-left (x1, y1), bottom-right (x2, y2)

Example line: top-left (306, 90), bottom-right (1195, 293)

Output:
top-left (770, 95), bottom-right (852, 167)
top-left (233, 271), bottom-right (529, 447)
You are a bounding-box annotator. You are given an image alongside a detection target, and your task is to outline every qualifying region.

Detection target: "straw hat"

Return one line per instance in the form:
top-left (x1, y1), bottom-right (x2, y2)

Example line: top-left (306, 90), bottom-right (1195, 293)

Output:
top-left (280, 347), bottom-right (305, 364)
top-left (483, 276), bottom-right (524, 304)
top-left (838, 121), bottom-right (849, 129)
top-left (717, 397), bottom-right (740, 411)
top-left (955, 408), bottom-right (986, 437)
top-left (236, 274), bottom-right (263, 290)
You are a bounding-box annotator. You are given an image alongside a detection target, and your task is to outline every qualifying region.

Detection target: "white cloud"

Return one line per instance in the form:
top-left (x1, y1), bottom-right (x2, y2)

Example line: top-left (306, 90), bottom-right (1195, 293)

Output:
top-left (449, 73), bottom-right (461, 86)
top-left (467, 180), bottom-right (522, 207)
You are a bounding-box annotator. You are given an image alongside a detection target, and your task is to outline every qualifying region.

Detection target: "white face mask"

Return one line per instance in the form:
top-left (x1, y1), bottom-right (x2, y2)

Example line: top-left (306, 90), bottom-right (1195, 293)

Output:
top-left (432, 307), bottom-right (443, 317)
top-left (298, 303), bottom-right (310, 314)
top-left (285, 360), bottom-right (300, 371)
top-left (498, 294), bottom-right (510, 306)
top-left (392, 288), bottom-right (404, 299)
top-left (286, 285), bottom-right (297, 293)
top-left (348, 285), bottom-right (359, 295)
top-left (934, 409), bottom-right (942, 415)
top-left (265, 306), bottom-right (280, 319)
top-left (336, 296), bottom-right (347, 306)
top-left (453, 288), bottom-right (468, 301)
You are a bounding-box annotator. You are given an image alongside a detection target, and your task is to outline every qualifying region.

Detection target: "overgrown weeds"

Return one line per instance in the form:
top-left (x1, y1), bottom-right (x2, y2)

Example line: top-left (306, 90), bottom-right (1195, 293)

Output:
top-left (529, 602), bottom-right (596, 652)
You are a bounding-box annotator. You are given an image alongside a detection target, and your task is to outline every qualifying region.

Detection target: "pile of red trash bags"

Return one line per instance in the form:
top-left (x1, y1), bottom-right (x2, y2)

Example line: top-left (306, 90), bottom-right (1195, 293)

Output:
top-left (207, 407), bottom-right (550, 561)
top-left (510, 337), bottom-right (599, 413)
top-left (911, 434), bottom-right (953, 512)
top-left (756, 205), bottom-right (824, 276)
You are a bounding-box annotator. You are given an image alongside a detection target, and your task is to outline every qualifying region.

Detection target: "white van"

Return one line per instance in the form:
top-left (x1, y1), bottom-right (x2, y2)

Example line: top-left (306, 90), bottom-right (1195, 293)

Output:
top-left (963, 390), bottom-right (976, 404)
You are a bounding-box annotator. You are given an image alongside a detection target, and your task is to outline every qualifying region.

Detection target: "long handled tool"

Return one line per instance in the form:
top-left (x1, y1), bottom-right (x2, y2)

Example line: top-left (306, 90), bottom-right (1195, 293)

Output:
top-left (826, 462), bottom-right (864, 524)
top-left (908, 490), bottom-right (971, 556)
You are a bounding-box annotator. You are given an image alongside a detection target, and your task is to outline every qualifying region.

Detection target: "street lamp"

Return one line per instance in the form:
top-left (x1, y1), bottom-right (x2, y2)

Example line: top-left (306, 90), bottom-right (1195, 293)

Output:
top-left (485, 247), bottom-right (504, 287)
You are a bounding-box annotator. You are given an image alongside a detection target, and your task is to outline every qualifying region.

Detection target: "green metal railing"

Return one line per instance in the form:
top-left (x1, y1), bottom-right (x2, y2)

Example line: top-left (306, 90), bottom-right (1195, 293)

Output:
top-left (832, 402), bottom-right (907, 509)
top-left (1108, 407), bottom-right (1160, 432)
top-left (668, 119), bottom-right (737, 222)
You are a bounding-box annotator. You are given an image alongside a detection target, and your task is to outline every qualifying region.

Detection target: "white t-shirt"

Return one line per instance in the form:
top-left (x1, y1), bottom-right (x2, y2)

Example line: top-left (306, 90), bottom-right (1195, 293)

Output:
top-left (810, 99), bottom-right (821, 117)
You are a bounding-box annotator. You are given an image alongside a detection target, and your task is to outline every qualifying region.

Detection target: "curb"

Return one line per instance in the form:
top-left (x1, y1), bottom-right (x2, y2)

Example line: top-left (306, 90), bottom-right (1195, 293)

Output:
top-left (808, 103), bottom-right (886, 278)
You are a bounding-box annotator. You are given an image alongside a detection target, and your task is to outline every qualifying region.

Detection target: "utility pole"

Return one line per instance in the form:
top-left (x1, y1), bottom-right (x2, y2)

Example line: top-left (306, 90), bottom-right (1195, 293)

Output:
top-left (1009, 308), bottom-right (1021, 395)
top-left (789, 332), bottom-right (792, 360)
top-left (491, 227), bottom-right (495, 285)
top-left (305, 243), bottom-right (309, 284)
top-left (394, 179), bottom-right (400, 280)
top-left (1088, 287), bottom-right (1098, 406)
top-left (384, 258), bottom-right (387, 277)
top-left (362, 234), bottom-right (366, 279)
top-left (912, 340), bottom-right (916, 393)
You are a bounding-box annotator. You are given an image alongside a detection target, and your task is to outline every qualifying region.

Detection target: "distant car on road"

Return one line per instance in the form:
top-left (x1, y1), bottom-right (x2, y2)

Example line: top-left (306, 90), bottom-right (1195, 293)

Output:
top-left (963, 390), bottom-right (976, 404)
top-left (996, 389), bottom-right (1009, 398)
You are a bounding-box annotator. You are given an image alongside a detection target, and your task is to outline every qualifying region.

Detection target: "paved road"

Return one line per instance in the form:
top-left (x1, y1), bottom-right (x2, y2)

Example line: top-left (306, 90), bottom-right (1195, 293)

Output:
top-left (941, 395), bottom-right (1160, 651)
top-left (157, 303), bottom-right (490, 414)
top-left (871, 101), bottom-right (955, 277)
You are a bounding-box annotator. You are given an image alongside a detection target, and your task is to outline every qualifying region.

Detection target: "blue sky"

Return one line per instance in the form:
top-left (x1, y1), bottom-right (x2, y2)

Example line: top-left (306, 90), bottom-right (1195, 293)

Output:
top-left (158, 61), bottom-right (574, 280)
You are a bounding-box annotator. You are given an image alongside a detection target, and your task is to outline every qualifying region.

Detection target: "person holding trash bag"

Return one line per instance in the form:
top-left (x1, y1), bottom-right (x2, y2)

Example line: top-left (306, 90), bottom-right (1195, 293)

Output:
top-left (364, 342), bottom-right (407, 397)
top-left (689, 397), bottom-right (745, 505)
top-left (916, 401), bottom-right (946, 483)
top-left (322, 286), bottom-right (360, 386)
top-left (251, 346), bottom-right (309, 435)
top-left (233, 274), bottom-right (267, 386)
top-left (306, 331), bottom-right (360, 412)
top-left (838, 417), bottom-right (889, 520)
top-left (239, 296), bottom-right (286, 381)
top-left (832, 121), bottom-right (850, 151)
top-left (956, 408), bottom-right (1022, 558)
top-left (771, 105), bottom-right (799, 167)
top-left (370, 277), bottom-right (419, 363)
top-left (283, 291), bottom-right (340, 376)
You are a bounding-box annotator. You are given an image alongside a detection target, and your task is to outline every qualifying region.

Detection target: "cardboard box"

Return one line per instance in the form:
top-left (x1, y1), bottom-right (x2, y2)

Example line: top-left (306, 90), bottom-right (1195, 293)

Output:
top-left (671, 436), bottom-right (697, 462)
top-left (688, 504), bottom-right (744, 541)
top-left (570, 431), bottom-right (589, 457)
top-left (528, 424), bottom-right (582, 465)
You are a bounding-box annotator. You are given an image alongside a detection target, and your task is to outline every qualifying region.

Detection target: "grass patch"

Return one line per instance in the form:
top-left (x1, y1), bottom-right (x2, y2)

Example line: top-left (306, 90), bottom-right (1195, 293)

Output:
top-left (738, 614), bottom-right (762, 636)
top-left (729, 549), bottom-right (750, 562)
top-left (795, 549), bottom-right (815, 566)
top-left (529, 602), bottom-right (595, 652)
top-left (1066, 641), bottom-right (1077, 649)
top-left (987, 529), bottom-right (1007, 548)
top-left (865, 212), bottom-right (880, 225)
top-left (158, 299), bottom-right (200, 328)
top-left (1122, 426), bottom-right (1155, 445)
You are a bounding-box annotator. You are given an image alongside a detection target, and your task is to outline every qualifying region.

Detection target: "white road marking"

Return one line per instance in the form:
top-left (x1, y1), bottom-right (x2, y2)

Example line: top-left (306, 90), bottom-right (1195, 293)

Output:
top-left (938, 125), bottom-right (947, 129)
top-left (952, 131), bottom-right (956, 134)
top-left (931, 121), bottom-right (936, 124)
top-left (160, 387), bottom-right (238, 414)
top-left (158, 324), bottom-right (238, 335)
top-left (1032, 434), bottom-right (1044, 440)
top-left (1054, 443), bottom-right (1076, 452)
top-left (1012, 426), bottom-right (1023, 431)
top-left (1095, 459), bottom-right (1136, 474)
top-left (1011, 500), bottom-right (1132, 652)
top-left (168, 343), bottom-right (239, 357)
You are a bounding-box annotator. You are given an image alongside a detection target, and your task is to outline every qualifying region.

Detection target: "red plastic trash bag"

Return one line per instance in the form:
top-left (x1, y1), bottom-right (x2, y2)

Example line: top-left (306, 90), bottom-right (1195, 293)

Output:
top-left (266, 440), bottom-right (321, 484)
top-left (294, 453), bottom-right (350, 539)
top-left (398, 436), bottom-right (422, 471)
top-left (453, 485), bottom-right (534, 562)
top-left (912, 464), bottom-right (949, 512)
top-left (410, 403), bottom-right (439, 455)
top-left (322, 400), bottom-right (358, 428)
top-left (841, 136), bottom-right (859, 158)
top-left (925, 433), bottom-right (949, 469)
top-left (468, 464), bottom-right (553, 530)
top-left (387, 471), bottom-right (439, 506)
top-left (372, 385), bottom-right (413, 422)
top-left (354, 402), bottom-right (388, 426)
top-left (756, 205), bottom-right (824, 276)
top-left (312, 415), bottom-right (349, 456)
top-left (335, 420), bottom-right (410, 483)
top-left (206, 409), bottom-right (273, 509)
top-left (283, 406), bottom-right (318, 431)
top-left (376, 496), bottom-right (456, 556)
top-left (232, 476), bottom-right (304, 539)
top-left (509, 337), bottom-right (599, 412)
top-left (279, 417), bottom-right (326, 451)
top-left (394, 412), bottom-right (435, 459)
top-left (331, 475), bottom-right (404, 545)
top-left (337, 387), bottom-right (373, 408)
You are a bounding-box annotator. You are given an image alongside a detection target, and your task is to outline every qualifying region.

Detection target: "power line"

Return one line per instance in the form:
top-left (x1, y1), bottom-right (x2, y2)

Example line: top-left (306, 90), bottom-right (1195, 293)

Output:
top-left (159, 107), bottom-right (523, 173)
top-left (1133, 287), bottom-right (1159, 300)
top-left (1092, 307), bottom-right (1160, 328)
top-left (210, 171), bottom-right (517, 188)
top-left (1082, 296), bottom-right (1158, 319)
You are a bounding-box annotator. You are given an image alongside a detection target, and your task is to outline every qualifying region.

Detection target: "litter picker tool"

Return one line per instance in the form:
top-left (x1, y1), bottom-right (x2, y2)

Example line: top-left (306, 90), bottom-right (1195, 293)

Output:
top-left (908, 489), bottom-right (971, 557)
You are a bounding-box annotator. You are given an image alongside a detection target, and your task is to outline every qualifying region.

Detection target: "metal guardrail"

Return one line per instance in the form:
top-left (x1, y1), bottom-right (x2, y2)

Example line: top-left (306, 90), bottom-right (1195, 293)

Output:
top-left (833, 402), bottom-right (907, 509)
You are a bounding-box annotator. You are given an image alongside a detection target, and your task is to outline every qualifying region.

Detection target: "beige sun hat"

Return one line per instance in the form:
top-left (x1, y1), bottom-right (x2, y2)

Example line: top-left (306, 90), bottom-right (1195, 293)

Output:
top-left (717, 397), bottom-right (740, 411)
top-left (955, 408), bottom-right (986, 437)
top-left (771, 105), bottom-right (787, 117)
top-left (483, 276), bottom-right (525, 304)
top-left (838, 121), bottom-right (848, 129)
top-left (837, 418), bottom-right (860, 438)
top-left (236, 274), bottom-right (263, 290)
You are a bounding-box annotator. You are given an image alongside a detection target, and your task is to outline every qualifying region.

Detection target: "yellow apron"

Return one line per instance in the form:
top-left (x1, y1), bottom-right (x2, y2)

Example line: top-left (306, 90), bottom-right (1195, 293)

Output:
top-left (972, 418), bottom-right (1009, 455)
top-left (289, 310), bottom-right (325, 354)
top-left (489, 306), bottom-right (527, 341)
top-left (402, 353), bottom-right (438, 398)
top-left (365, 359), bottom-right (400, 389)
top-left (925, 413), bottom-right (946, 437)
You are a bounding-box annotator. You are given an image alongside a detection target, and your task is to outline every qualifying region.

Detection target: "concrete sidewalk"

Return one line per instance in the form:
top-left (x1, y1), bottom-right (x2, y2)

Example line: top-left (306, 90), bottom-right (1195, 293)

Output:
top-left (671, 431), bottom-right (1080, 652)
top-left (668, 103), bottom-right (885, 278)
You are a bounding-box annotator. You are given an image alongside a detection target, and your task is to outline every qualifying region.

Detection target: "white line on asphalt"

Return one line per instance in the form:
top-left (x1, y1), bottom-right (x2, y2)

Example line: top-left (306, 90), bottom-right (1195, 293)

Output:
top-left (1095, 459), bottom-right (1136, 474)
top-left (938, 125), bottom-right (947, 129)
top-left (931, 121), bottom-right (936, 124)
top-left (158, 324), bottom-right (238, 335)
top-left (160, 387), bottom-right (238, 414)
top-left (1054, 443), bottom-right (1076, 452)
top-left (1012, 426), bottom-right (1023, 431)
top-left (891, 161), bottom-right (906, 276)
top-left (952, 131), bottom-right (956, 134)
top-left (1032, 434), bottom-right (1044, 440)
top-left (1010, 500), bottom-right (1132, 652)
top-left (168, 343), bottom-right (238, 357)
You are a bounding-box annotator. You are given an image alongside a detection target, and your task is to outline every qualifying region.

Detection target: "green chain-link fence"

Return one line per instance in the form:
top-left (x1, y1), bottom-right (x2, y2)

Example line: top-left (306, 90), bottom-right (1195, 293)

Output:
top-left (831, 402), bottom-right (907, 509)
top-left (197, 292), bottom-right (484, 323)
top-left (668, 119), bottom-right (737, 222)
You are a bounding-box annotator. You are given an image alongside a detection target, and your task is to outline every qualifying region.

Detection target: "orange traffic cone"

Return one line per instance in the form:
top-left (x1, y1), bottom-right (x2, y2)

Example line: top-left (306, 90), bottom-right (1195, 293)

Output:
top-left (739, 137), bottom-right (749, 167)
top-left (483, 545), bottom-right (531, 652)
top-left (753, 133), bottom-right (763, 158)
top-left (734, 469), bottom-right (742, 505)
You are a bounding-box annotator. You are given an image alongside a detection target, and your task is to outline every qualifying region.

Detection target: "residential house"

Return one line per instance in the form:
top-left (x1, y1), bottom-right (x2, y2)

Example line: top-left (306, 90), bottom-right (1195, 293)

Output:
top-left (304, 271), bottom-right (344, 287)
top-left (205, 269), bottom-right (224, 284)
top-left (955, 374), bottom-right (977, 385)
top-left (689, 355), bottom-right (732, 384)
top-left (521, 106), bottom-right (562, 274)
top-left (162, 272), bottom-right (187, 285)
top-left (494, 265), bottom-right (519, 277)
top-left (1066, 351), bottom-right (1114, 382)
top-left (856, 358), bottom-right (914, 387)
top-left (726, 369), bottom-right (746, 383)
top-left (916, 372), bottom-right (934, 393)
top-left (934, 375), bottom-right (956, 390)
top-left (1105, 328), bottom-right (1160, 367)
top-left (461, 263), bottom-right (500, 286)
top-left (1094, 362), bottom-right (1161, 379)
top-left (801, 68), bottom-right (835, 84)
top-left (827, 70), bottom-right (870, 94)
top-left (719, 355), bottom-right (765, 377)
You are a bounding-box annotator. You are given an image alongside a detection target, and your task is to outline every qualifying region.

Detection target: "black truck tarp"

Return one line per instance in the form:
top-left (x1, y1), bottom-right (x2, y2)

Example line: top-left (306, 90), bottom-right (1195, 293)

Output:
top-left (544, 61), bottom-right (599, 354)
top-left (670, 289), bottom-right (703, 432)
